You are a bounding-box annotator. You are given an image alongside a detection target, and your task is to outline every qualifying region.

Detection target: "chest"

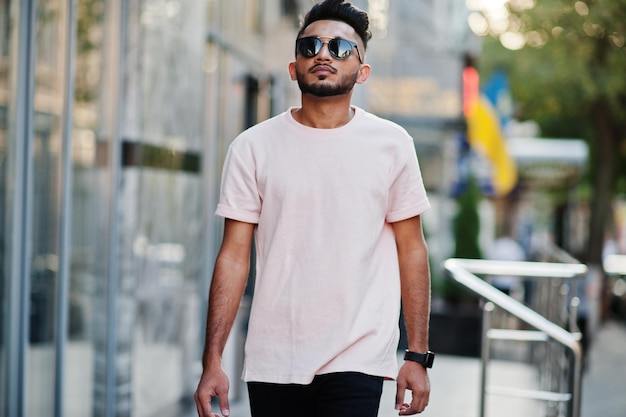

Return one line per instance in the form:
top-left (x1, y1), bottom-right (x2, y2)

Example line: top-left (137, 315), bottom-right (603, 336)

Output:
top-left (256, 139), bottom-right (393, 204)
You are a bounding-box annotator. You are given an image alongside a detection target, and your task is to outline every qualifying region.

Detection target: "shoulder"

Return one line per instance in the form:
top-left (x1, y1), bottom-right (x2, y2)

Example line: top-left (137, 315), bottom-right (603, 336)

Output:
top-left (355, 107), bottom-right (411, 137)
top-left (229, 111), bottom-right (289, 150)
top-left (352, 107), bottom-right (416, 157)
top-left (241, 111), bottom-right (288, 137)
top-left (354, 107), bottom-right (415, 149)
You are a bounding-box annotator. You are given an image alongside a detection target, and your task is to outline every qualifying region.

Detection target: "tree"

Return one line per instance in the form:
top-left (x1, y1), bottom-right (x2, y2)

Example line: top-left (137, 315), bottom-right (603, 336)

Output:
top-left (436, 174), bottom-right (483, 302)
top-left (453, 175), bottom-right (483, 261)
top-left (475, 0), bottom-right (626, 265)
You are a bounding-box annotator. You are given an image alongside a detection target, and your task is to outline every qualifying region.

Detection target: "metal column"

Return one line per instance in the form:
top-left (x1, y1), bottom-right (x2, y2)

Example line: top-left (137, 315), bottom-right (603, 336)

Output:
top-left (103, 0), bottom-right (126, 415)
top-left (6, 1), bottom-right (37, 416)
top-left (54, 0), bottom-right (78, 416)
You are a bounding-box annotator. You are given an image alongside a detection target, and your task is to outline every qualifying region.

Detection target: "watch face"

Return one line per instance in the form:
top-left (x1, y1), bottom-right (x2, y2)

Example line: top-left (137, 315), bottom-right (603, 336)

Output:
top-left (425, 352), bottom-right (435, 368)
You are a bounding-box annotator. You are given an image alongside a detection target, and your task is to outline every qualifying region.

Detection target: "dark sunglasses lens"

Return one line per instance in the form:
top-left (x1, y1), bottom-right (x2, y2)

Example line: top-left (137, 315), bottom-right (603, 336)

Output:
top-left (297, 38), bottom-right (321, 57)
top-left (330, 39), bottom-right (353, 59)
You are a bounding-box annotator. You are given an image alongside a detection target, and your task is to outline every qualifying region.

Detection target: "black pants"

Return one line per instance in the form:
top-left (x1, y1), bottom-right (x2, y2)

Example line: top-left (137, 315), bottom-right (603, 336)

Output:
top-left (247, 372), bottom-right (384, 417)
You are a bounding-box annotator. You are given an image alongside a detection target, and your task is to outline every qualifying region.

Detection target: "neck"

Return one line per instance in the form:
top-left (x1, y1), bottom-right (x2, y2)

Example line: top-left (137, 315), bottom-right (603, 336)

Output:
top-left (292, 94), bottom-right (355, 129)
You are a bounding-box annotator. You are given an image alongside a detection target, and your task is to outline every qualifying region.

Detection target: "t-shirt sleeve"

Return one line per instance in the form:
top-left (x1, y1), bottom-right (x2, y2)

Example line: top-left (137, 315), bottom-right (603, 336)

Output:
top-left (386, 136), bottom-right (430, 223)
top-left (215, 140), bottom-right (261, 223)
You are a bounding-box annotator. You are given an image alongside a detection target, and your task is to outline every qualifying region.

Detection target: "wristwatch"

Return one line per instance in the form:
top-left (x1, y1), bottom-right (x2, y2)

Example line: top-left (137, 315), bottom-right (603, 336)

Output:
top-left (404, 350), bottom-right (435, 368)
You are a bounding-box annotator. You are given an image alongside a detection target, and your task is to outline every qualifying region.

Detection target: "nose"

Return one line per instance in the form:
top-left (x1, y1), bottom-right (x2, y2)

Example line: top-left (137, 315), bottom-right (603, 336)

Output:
top-left (315, 41), bottom-right (333, 61)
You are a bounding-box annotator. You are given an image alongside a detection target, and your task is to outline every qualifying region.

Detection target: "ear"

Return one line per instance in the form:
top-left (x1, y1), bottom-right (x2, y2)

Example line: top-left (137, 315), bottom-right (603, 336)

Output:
top-left (288, 62), bottom-right (297, 81)
top-left (356, 63), bottom-right (371, 84)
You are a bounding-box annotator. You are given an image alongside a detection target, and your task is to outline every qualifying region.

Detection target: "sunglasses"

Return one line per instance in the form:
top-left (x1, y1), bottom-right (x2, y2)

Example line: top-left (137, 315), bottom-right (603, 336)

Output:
top-left (295, 36), bottom-right (362, 63)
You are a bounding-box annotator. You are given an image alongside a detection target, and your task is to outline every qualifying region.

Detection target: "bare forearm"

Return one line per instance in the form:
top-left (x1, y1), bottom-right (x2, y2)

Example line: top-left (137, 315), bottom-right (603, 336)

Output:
top-left (196, 219), bottom-right (254, 417)
top-left (202, 252), bottom-right (250, 368)
top-left (393, 216), bottom-right (431, 352)
top-left (400, 245), bottom-right (431, 352)
top-left (393, 216), bottom-right (432, 415)
top-left (200, 219), bottom-right (254, 368)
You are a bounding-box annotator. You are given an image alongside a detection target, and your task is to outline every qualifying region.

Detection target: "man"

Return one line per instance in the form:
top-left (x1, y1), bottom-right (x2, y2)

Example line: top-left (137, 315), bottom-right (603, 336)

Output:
top-left (194, 1), bottom-right (433, 416)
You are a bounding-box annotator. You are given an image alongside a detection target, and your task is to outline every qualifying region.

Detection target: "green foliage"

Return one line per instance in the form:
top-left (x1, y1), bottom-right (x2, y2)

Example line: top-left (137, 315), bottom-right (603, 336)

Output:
top-left (75, 0), bottom-right (106, 103)
top-left (478, 0), bottom-right (626, 162)
top-left (476, 0), bottom-right (626, 262)
top-left (452, 176), bottom-right (483, 260)
top-left (480, 0), bottom-right (626, 133)
top-left (434, 176), bottom-right (483, 301)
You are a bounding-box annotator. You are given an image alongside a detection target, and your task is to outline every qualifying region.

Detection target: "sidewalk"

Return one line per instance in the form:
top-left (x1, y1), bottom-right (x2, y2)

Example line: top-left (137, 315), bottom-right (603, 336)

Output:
top-left (224, 355), bottom-right (539, 417)
top-left (580, 320), bottom-right (626, 417)
top-left (179, 321), bottom-right (626, 417)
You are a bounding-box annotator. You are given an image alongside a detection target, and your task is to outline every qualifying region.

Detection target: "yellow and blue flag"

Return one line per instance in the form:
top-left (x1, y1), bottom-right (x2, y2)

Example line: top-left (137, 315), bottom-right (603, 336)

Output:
top-left (462, 69), bottom-right (518, 197)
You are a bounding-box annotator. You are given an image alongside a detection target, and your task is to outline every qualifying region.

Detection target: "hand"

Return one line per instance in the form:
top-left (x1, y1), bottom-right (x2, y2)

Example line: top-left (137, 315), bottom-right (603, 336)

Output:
top-left (395, 361), bottom-right (430, 415)
top-left (194, 366), bottom-right (231, 417)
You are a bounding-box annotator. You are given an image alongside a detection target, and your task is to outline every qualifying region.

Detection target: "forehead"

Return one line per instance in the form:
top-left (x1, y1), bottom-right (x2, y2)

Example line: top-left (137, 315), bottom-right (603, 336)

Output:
top-left (301, 19), bottom-right (359, 41)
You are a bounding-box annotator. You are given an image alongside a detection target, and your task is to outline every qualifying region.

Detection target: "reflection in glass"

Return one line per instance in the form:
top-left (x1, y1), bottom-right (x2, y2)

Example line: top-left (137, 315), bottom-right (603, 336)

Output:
top-left (126, 0), bottom-right (206, 414)
top-left (0, 0), bottom-right (72, 410)
top-left (65, 0), bottom-right (109, 416)
top-left (0, 0), bottom-right (15, 413)
top-left (25, 0), bottom-right (69, 414)
top-left (1, 0), bottom-right (208, 414)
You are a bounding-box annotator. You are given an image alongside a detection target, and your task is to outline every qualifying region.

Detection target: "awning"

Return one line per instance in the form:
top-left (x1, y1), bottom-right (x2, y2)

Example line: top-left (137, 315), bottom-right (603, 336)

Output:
top-left (507, 137), bottom-right (588, 189)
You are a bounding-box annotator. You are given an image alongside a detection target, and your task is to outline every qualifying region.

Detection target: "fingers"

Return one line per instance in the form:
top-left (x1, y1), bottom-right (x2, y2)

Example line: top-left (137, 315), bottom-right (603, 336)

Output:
top-left (397, 397), bottom-right (427, 415)
top-left (395, 380), bottom-right (407, 412)
top-left (395, 363), bottom-right (430, 415)
top-left (194, 390), bottom-right (215, 417)
top-left (218, 395), bottom-right (231, 417)
top-left (397, 402), bottom-right (414, 415)
top-left (195, 391), bottom-right (231, 417)
top-left (395, 373), bottom-right (430, 416)
top-left (195, 388), bottom-right (230, 417)
top-left (396, 390), bottom-right (429, 415)
top-left (194, 368), bottom-right (230, 417)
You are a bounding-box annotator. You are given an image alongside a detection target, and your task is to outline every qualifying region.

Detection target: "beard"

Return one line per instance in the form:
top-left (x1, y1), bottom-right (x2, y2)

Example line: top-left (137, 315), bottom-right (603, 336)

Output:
top-left (296, 69), bottom-right (359, 97)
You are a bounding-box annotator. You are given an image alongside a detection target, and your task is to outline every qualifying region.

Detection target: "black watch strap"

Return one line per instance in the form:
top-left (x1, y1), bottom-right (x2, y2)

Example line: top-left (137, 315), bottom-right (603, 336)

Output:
top-left (404, 350), bottom-right (435, 368)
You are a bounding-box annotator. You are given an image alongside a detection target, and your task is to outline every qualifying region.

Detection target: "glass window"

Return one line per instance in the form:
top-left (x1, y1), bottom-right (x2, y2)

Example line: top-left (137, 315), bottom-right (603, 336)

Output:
top-left (128, 1), bottom-right (206, 414)
top-left (0, 0), bottom-right (16, 413)
top-left (245, 0), bottom-right (261, 32)
top-left (64, 0), bottom-right (111, 415)
top-left (24, 0), bottom-right (69, 414)
top-left (1, 0), bottom-right (210, 415)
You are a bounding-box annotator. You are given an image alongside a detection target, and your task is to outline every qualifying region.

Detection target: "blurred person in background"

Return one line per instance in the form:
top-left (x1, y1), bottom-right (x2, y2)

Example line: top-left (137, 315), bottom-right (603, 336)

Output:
top-left (486, 232), bottom-right (526, 297)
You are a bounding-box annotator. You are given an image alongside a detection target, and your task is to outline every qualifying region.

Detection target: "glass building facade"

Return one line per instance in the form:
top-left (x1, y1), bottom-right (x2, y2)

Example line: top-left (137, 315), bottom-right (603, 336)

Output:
top-left (1, 0), bottom-right (468, 416)
top-left (0, 1), bottom-right (293, 416)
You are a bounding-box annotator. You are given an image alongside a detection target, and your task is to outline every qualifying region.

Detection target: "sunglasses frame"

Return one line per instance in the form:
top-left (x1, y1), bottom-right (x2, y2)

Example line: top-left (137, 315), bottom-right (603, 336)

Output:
top-left (295, 36), bottom-right (363, 64)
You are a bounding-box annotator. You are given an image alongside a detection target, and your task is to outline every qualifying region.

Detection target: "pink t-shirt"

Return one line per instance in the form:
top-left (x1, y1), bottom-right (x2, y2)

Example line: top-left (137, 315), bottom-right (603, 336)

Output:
top-left (216, 106), bottom-right (430, 384)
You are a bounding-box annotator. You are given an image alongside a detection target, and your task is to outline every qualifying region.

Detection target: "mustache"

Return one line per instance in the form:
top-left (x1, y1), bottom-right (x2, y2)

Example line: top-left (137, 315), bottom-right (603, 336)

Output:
top-left (310, 64), bottom-right (337, 73)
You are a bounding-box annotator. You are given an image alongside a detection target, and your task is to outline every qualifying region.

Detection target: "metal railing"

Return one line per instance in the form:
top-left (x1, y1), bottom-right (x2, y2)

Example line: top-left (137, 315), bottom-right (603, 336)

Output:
top-left (443, 258), bottom-right (588, 417)
top-left (604, 254), bottom-right (626, 275)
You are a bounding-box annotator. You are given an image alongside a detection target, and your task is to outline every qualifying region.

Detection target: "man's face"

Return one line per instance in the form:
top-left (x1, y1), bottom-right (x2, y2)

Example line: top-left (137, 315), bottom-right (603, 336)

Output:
top-left (290, 20), bottom-right (368, 97)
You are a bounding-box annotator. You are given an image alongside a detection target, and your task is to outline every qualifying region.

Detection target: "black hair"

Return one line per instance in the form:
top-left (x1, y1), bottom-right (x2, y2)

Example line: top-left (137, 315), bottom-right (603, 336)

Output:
top-left (297, 0), bottom-right (372, 49)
